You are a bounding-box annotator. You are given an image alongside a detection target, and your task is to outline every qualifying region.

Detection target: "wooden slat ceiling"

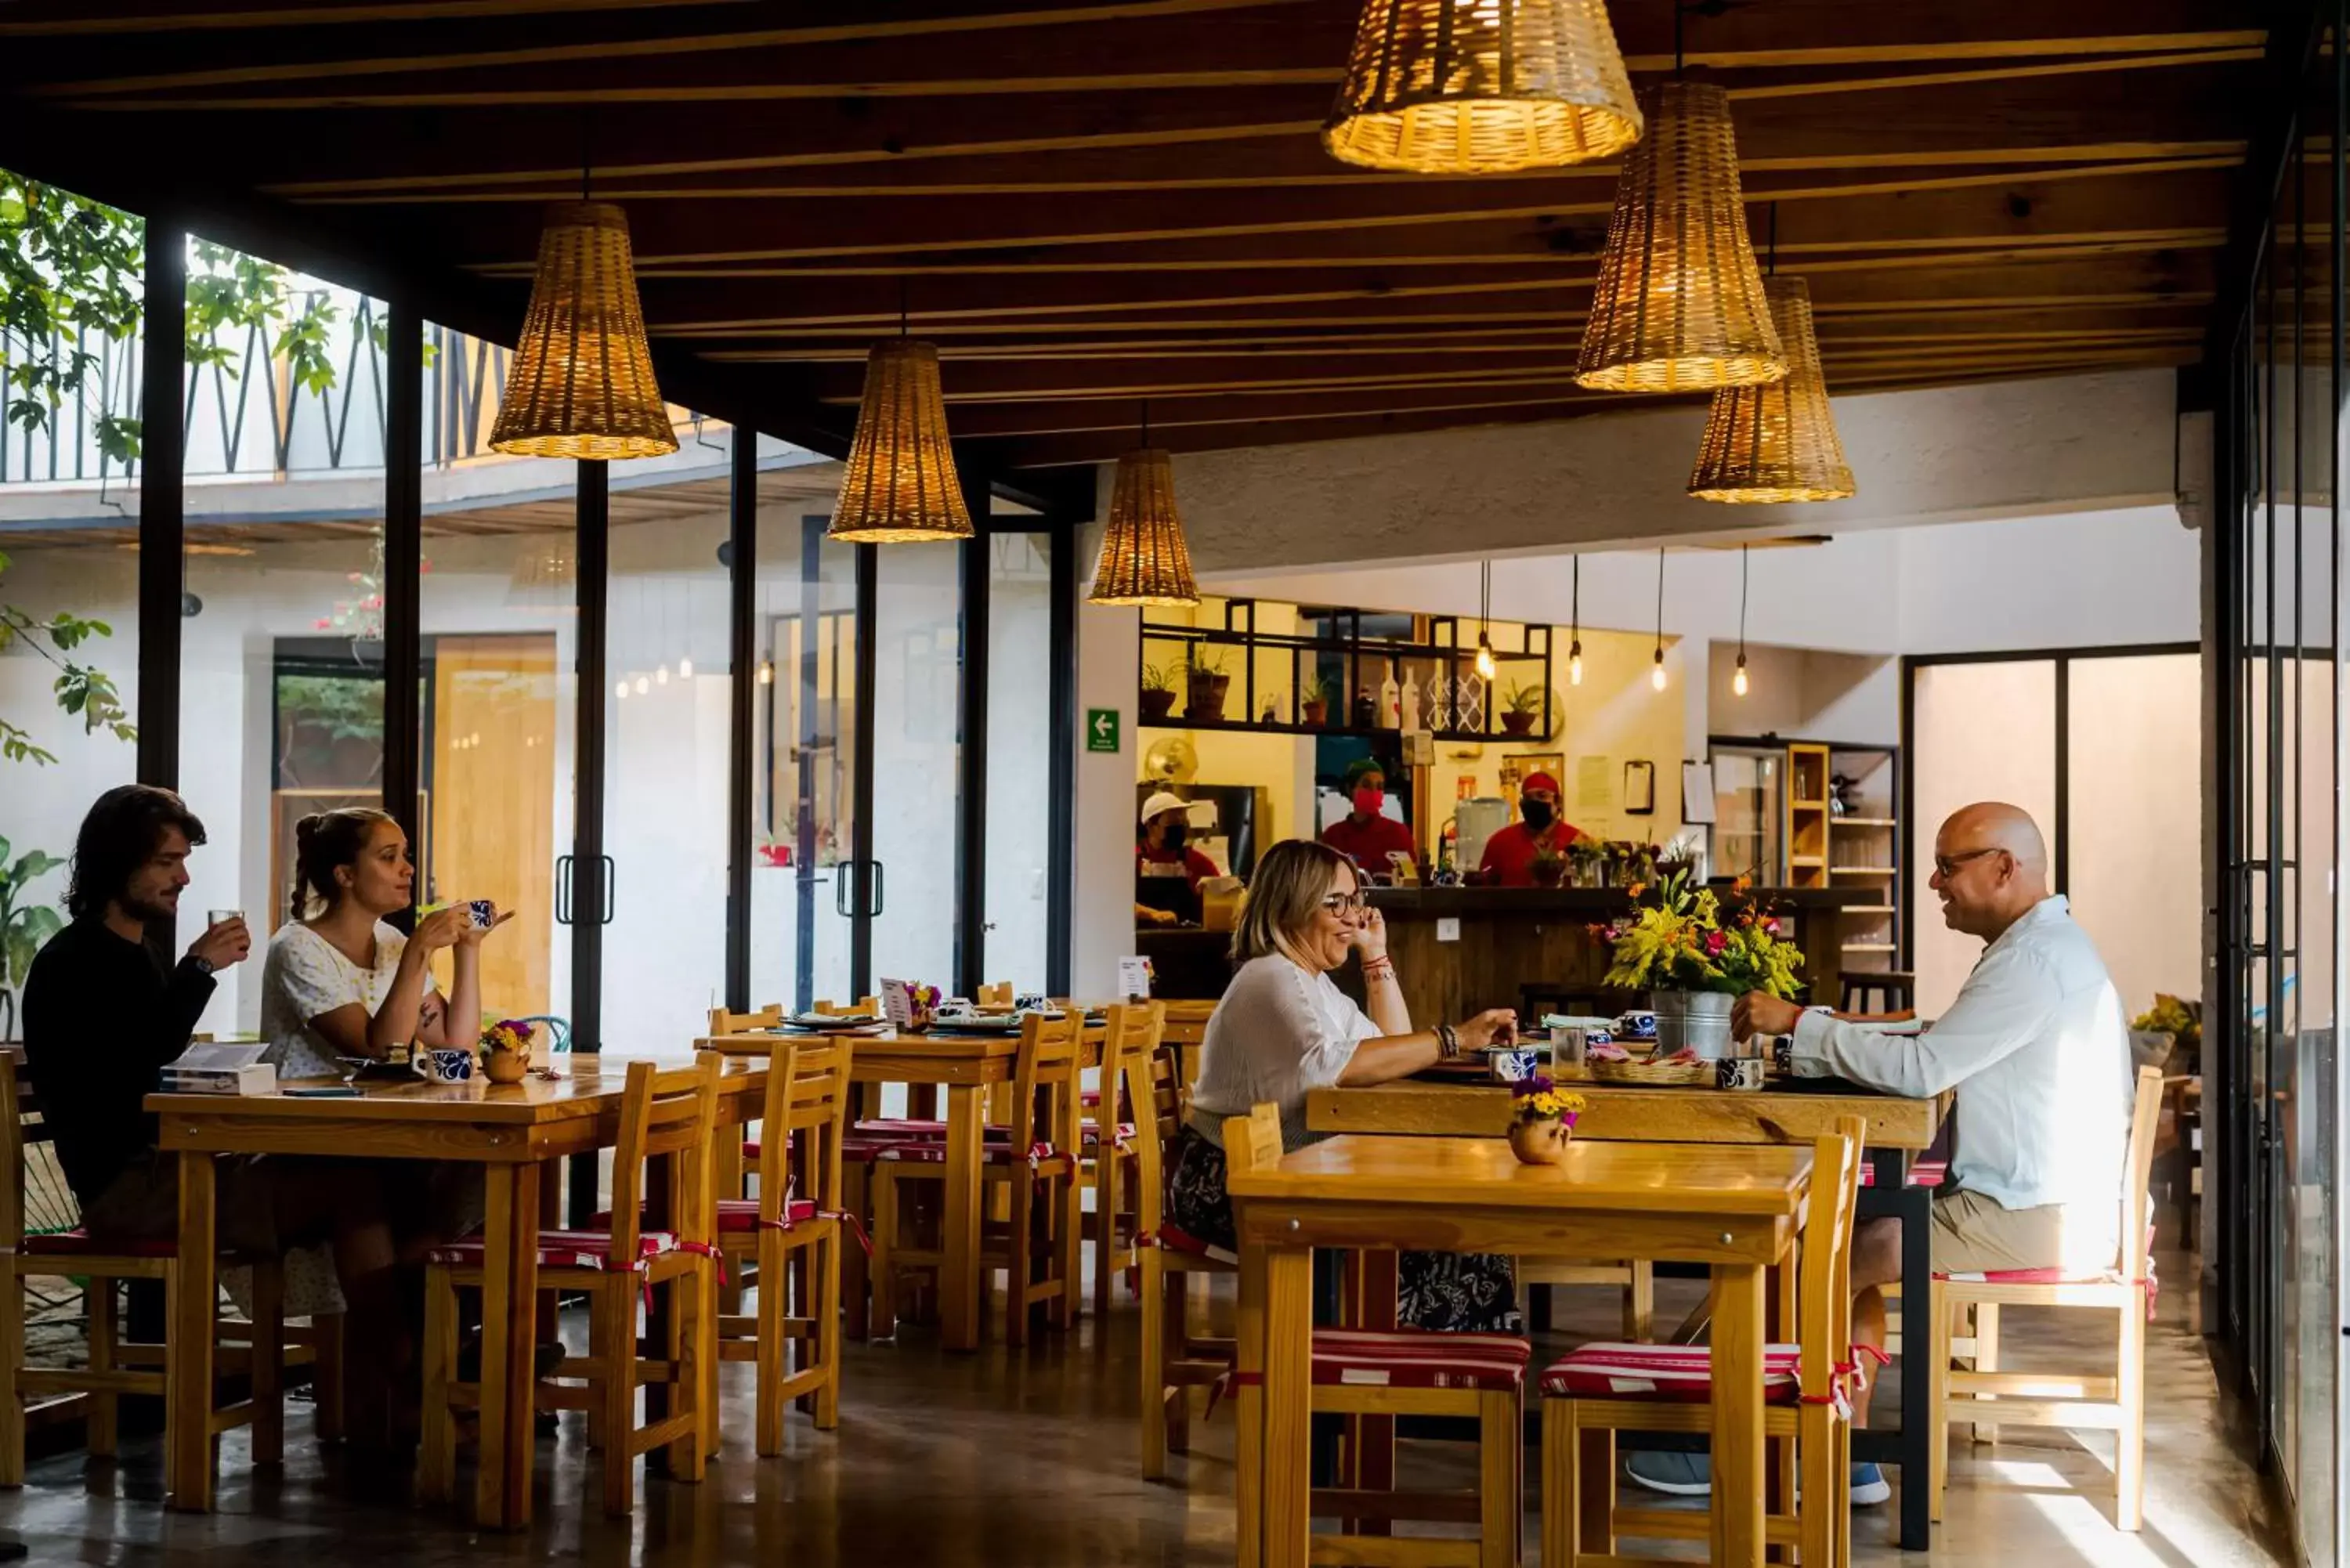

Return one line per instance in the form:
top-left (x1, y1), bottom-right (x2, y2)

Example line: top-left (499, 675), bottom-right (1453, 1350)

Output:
top-left (0, 0), bottom-right (2277, 471)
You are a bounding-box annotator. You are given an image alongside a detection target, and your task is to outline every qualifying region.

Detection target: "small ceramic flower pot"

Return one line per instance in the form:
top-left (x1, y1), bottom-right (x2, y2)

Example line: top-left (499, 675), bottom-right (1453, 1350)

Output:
top-left (483, 1048), bottom-right (530, 1085)
top-left (1508, 1118), bottom-right (1571, 1166)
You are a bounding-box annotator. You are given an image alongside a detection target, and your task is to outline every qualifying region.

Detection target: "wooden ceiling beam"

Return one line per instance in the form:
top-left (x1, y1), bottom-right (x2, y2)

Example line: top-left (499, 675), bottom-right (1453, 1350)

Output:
top-left (0, 0), bottom-right (746, 35)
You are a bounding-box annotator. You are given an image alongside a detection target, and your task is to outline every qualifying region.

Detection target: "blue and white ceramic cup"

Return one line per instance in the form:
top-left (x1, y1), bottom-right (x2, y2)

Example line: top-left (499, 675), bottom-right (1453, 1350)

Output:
top-left (1484, 1046), bottom-right (1543, 1083)
top-left (1715, 1059), bottom-right (1766, 1092)
top-left (426, 1047), bottom-right (475, 1082)
top-left (1618, 1010), bottom-right (1659, 1042)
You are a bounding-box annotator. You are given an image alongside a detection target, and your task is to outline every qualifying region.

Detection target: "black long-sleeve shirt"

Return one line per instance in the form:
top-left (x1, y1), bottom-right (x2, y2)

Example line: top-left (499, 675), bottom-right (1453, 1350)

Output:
top-left (20, 918), bottom-right (214, 1204)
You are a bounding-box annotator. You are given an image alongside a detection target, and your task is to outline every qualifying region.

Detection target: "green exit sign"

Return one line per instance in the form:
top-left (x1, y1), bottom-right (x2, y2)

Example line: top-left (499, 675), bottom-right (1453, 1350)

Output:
top-left (1086, 707), bottom-right (1121, 753)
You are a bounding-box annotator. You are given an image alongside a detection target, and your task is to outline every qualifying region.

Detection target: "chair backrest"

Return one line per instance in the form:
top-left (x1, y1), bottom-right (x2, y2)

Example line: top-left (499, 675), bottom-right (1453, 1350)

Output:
top-left (2121, 1064), bottom-right (2166, 1279)
top-left (814, 995), bottom-right (882, 1017)
top-left (1219, 1103), bottom-right (1283, 1180)
top-left (753, 1039), bottom-right (855, 1219)
top-left (605, 1053), bottom-right (724, 1264)
top-left (1795, 1115), bottom-right (1867, 1403)
top-left (708, 1003), bottom-right (783, 1035)
top-left (1009, 1010), bottom-right (1086, 1158)
top-left (0, 1068), bottom-right (25, 1250)
top-left (977, 981), bottom-right (1014, 1008)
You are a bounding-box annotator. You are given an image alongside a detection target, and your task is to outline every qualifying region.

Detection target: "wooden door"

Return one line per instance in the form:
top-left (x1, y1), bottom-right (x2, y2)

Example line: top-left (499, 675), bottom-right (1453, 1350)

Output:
top-left (430, 634), bottom-right (557, 1017)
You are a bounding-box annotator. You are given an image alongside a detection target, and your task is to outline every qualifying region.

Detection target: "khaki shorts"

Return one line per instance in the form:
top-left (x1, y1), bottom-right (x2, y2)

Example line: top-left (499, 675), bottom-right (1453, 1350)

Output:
top-left (1929, 1188), bottom-right (2112, 1276)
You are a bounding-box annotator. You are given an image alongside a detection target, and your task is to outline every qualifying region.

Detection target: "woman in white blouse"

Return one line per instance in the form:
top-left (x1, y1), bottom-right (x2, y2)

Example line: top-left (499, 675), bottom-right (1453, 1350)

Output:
top-left (259, 807), bottom-right (508, 1080)
top-left (1170, 839), bottom-right (1520, 1330)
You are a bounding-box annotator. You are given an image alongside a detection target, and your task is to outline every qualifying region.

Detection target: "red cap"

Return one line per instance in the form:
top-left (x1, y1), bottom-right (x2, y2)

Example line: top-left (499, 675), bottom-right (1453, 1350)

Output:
top-left (1521, 771), bottom-right (1562, 797)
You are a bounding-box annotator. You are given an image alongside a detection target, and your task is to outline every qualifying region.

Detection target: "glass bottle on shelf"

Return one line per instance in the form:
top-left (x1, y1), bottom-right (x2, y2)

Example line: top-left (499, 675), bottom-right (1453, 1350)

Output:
top-left (1379, 670), bottom-right (1400, 728)
top-left (1400, 669), bottom-right (1421, 732)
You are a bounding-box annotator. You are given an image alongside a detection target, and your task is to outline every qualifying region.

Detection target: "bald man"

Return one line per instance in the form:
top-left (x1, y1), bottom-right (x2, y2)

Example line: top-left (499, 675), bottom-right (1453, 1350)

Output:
top-left (1734, 802), bottom-right (2131, 1434)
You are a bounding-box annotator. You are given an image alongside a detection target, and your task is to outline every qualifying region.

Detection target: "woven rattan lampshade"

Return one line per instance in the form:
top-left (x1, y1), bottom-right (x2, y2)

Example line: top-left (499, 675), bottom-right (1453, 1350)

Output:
top-left (1089, 448), bottom-right (1199, 606)
top-left (1323, 0), bottom-right (1642, 173)
top-left (1687, 276), bottom-right (1855, 503)
top-left (828, 338), bottom-right (974, 543)
top-left (490, 201), bottom-right (678, 460)
top-left (1574, 80), bottom-right (1784, 394)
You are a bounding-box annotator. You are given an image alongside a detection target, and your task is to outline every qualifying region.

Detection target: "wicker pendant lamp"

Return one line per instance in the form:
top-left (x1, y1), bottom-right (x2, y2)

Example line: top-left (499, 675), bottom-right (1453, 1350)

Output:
top-left (1323, 0), bottom-right (1643, 173)
top-left (1687, 275), bottom-right (1854, 503)
top-left (1090, 432), bottom-right (1199, 606)
top-left (490, 201), bottom-right (678, 460)
top-left (1574, 79), bottom-right (1783, 394)
top-left (828, 337), bottom-right (973, 543)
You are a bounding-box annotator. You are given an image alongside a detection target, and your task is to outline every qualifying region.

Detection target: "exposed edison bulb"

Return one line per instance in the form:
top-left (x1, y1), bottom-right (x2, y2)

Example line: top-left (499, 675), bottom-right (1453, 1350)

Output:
top-left (615, 678), bottom-right (629, 700)
top-left (1568, 641), bottom-right (1583, 686)
top-left (1650, 649), bottom-right (1667, 692)
top-left (1473, 636), bottom-right (1497, 681)
top-left (655, 664), bottom-right (671, 687)
top-left (757, 658), bottom-right (775, 685)
top-left (634, 674), bottom-right (650, 695)
top-left (678, 656), bottom-right (694, 680)
top-left (1734, 656), bottom-right (1750, 697)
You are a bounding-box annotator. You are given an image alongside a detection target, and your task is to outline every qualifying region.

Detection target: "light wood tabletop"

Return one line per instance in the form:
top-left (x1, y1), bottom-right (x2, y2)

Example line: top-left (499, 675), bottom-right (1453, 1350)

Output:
top-left (1307, 1077), bottom-right (1941, 1148)
top-left (149, 1057), bottom-right (765, 1529)
top-left (1226, 1133), bottom-right (1815, 1568)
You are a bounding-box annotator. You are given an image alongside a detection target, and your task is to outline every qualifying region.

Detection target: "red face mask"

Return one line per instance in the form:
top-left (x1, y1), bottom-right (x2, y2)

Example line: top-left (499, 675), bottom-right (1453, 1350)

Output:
top-left (1351, 786), bottom-right (1385, 817)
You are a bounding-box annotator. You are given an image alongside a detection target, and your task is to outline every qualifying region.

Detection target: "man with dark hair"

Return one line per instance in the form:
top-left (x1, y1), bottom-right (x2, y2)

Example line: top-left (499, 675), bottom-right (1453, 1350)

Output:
top-left (22, 784), bottom-right (252, 1234)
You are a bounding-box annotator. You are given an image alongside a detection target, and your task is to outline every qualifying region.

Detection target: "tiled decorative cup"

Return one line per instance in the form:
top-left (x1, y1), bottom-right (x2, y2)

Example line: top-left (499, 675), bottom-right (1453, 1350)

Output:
top-left (426, 1047), bottom-right (475, 1082)
top-left (1715, 1059), bottom-right (1766, 1092)
top-left (1484, 1045), bottom-right (1545, 1083)
top-left (1617, 1010), bottom-right (1659, 1043)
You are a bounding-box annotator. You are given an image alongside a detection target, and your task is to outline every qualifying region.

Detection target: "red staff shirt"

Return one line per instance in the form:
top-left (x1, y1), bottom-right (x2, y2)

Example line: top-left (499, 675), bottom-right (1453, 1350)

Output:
top-left (1321, 813), bottom-right (1417, 875)
top-left (1477, 820), bottom-right (1584, 886)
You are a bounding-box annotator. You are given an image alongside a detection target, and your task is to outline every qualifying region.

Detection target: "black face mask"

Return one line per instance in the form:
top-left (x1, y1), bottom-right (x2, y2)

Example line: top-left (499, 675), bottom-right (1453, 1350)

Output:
top-left (1520, 799), bottom-right (1555, 832)
top-left (1160, 824), bottom-right (1189, 850)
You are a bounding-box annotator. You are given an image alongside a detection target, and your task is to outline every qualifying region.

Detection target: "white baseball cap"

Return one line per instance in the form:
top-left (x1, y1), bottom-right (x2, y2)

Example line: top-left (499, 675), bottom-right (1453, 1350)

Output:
top-left (1141, 790), bottom-right (1214, 827)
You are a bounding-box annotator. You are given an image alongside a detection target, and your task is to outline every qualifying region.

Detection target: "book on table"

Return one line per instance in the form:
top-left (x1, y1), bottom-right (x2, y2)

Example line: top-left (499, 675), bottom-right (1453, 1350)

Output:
top-left (161, 1041), bottom-right (278, 1097)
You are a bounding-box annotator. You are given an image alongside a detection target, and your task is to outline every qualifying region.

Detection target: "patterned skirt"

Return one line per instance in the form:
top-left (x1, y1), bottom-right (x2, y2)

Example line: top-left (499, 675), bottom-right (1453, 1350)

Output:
top-left (1162, 1125), bottom-right (1520, 1334)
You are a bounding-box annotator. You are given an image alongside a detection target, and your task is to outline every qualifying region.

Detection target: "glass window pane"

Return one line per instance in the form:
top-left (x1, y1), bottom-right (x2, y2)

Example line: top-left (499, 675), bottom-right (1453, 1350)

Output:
top-left (983, 533), bottom-right (1054, 993)
top-left (1909, 659), bottom-right (2056, 1017)
top-left (868, 544), bottom-right (961, 992)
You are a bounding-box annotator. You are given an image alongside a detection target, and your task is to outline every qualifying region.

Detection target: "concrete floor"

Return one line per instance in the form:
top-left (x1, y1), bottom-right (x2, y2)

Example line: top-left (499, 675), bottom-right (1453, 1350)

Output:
top-left (0, 1248), bottom-right (2297, 1565)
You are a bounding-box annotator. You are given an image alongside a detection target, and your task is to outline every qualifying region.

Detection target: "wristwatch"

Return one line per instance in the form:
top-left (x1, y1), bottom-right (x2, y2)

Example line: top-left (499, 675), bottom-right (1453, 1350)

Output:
top-left (186, 955), bottom-right (216, 977)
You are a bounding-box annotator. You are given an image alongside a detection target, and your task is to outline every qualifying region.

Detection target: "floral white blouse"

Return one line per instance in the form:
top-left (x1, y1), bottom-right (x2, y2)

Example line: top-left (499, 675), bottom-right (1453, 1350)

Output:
top-left (259, 919), bottom-right (436, 1080)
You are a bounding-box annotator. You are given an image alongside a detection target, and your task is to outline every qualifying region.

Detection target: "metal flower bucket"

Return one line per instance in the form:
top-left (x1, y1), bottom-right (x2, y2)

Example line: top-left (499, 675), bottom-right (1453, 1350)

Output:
top-left (1652, 989), bottom-right (1737, 1060)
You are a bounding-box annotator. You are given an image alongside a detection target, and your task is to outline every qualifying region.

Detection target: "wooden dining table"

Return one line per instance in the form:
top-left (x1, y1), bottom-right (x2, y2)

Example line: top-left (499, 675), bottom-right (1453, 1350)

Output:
top-left (146, 1054), bottom-right (766, 1529)
top-left (1310, 1074), bottom-right (1946, 1550)
top-left (696, 1022), bottom-right (1105, 1353)
top-left (1226, 1133), bottom-right (1817, 1568)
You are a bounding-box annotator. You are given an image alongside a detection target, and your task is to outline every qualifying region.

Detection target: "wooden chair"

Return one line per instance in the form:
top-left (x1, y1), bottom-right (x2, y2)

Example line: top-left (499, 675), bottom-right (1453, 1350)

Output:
top-left (1136, 1040), bottom-right (1238, 1480)
top-left (1222, 1104), bottom-right (1530, 1568)
top-left (1082, 1002), bottom-right (1161, 1319)
top-left (0, 1069), bottom-right (331, 1494)
top-left (869, 1011), bottom-right (1083, 1347)
top-left (421, 1054), bottom-right (722, 1517)
top-left (1523, 1258), bottom-right (1656, 1342)
top-left (710, 1039), bottom-right (853, 1452)
top-left (1540, 1115), bottom-right (1867, 1567)
top-left (1839, 970), bottom-right (1915, 1014)
top-left (1929, 1064), bottom-right (2167, 1531)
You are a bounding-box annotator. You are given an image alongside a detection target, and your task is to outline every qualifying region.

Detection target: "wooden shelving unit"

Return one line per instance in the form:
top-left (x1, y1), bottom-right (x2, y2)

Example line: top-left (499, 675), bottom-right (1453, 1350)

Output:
top-left (1786, 742), bottom-right (1830, 889)
top-left (1826, 745), bottom-right (1901, 972)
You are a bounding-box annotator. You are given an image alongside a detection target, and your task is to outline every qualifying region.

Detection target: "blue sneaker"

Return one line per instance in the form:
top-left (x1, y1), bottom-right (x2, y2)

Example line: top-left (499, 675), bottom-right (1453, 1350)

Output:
top-left (1850, 1462), bottom-right (1890, 1506)
top-left (1625, 1451), bottom-right (1712, 1495)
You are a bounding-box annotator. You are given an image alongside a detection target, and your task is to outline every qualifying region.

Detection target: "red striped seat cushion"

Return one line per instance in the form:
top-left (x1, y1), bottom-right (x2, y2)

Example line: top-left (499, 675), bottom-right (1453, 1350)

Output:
top-left (1157, 1224), bottom-right (1235, 1265)
top-left (1856, 1158), bottom-right (1944, 1190)
top-left (718, 1198), bottom-right (819, 1233)
top-left (876, 1140), bottom-right (1071, 1169)
top-left (1540, 1342), bottom-right (1807, 1404)
top-left (1935, 1265), bottom-right (2135, 1284)
top-left (428, 1228), bottom-right (675, 1271)
top-left (1079, 1122), bottom-right (1137, 1146)
top-left (740, 1139), bottom-right (760, 1159)
top-left (1313, 1329), bottom-right (1530, 1392)
top-left (23, 1228), bottom-right (177, 1259)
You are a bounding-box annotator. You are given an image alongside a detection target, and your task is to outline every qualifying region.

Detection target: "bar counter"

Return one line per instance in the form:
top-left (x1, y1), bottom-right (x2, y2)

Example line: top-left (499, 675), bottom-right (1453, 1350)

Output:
top-left (1363, 883), bottom-right (1867, 1025)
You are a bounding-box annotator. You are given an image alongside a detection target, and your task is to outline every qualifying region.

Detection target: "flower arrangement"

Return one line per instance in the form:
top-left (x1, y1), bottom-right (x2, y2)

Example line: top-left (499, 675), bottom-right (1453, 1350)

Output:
top-left (481, 1017), bottom-right (535, 1057)
top-left (1510, 1075), bottom-right (1585, 1127)
top-left (1506, 1074), bottom-right (1585, 1165)
top-left (1598, 869), bottom-right (1805, 999)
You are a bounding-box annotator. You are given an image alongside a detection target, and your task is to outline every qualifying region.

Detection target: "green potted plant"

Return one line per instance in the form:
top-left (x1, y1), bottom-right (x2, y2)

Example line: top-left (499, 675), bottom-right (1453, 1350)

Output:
top-left (0, 840), bottom-right (67, 1042)
top-left (1500, 681), bottom-right (1543, 736)
top-left (1184, 645), bottom-right (1231, 721)
top-left (1299, 672), bottom-right (1332, 728)
top-left (1141, 659), bottom-right (1179, 722)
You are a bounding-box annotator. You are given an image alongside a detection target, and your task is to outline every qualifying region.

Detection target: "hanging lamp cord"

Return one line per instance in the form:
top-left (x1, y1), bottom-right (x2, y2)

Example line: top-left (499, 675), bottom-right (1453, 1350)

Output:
top-left (1654, 548), bottom-right (1665, 654)
top-left (1673, 2), bottom-right (1684, 77)
top-left (1571, 555), bottom-right (1580, 641)
top-left (898, 277), bottom-right (909, 338)
top-left (1767, 201), bottom-right (1778, 277)
top-left (1739, 544), bottom-right (1749, 660)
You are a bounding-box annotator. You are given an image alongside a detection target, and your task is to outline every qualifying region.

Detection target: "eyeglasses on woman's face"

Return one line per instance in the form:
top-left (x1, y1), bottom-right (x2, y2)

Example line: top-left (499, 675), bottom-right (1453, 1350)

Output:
top-left (1319, 888), bottom-right (1367, 918)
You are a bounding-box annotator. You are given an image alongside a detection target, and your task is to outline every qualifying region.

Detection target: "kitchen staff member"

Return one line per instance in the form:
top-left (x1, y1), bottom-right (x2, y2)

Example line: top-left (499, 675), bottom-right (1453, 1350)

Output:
top-left (1137, 790), bottom-right (1220, 926)
top-left (1477, 770), bottom-right (1585, 886)
top-left (1320, 757), bottom-right (1417, 877)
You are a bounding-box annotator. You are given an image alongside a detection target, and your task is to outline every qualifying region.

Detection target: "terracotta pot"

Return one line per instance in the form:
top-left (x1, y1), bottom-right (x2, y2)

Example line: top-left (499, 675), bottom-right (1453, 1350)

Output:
top-left (1530, 857), bottom-right (1567, 887)
top-left (483, 1048), bottom-right (530, 1085)
top-left (1141, 688), bottom-right (1177, 721)
top-left (1501, 710), bottom-right (1537, 736)
top-left (1507, 1118), bottom-right (1571, 1165)
top-left (1300, 699), bottom-right (1327, 726)
top-left (1186, 675), bottom-right (1225, 721)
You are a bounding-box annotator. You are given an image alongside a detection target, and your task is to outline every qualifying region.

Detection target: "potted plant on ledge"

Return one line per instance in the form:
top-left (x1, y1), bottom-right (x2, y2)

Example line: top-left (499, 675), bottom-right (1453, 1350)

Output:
top-left (1598, 870), bottom-right (1805, 1059)
top-left (1141, 659), bottom-right (1179, 722)
top-left (1501, 681), bottom-right (1543, 736)
top-left (1299, 672), bottom-right (1332, 728)
top-left (1184, 646), bottom-right (1230, 721)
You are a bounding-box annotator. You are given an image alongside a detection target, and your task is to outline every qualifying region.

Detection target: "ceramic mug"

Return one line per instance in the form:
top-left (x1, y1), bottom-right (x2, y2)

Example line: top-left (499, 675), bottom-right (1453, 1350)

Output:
top-left (1716, 1059), bottom-right (1766, 1092)
top-left (1484, 1046), bottom-right (1543, 1083)
top-left (1618, 1010), bottom-right (1659, 1042)
top-left (426, 1047), bottom-right (475, 1082)
top-left (464, 898), bottom-right (497, 930)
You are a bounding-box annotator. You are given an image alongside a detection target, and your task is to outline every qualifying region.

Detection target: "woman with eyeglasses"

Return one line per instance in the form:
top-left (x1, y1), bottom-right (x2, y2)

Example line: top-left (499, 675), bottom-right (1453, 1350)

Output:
top-left (1166, 838), bottom-right (1522, 1330)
